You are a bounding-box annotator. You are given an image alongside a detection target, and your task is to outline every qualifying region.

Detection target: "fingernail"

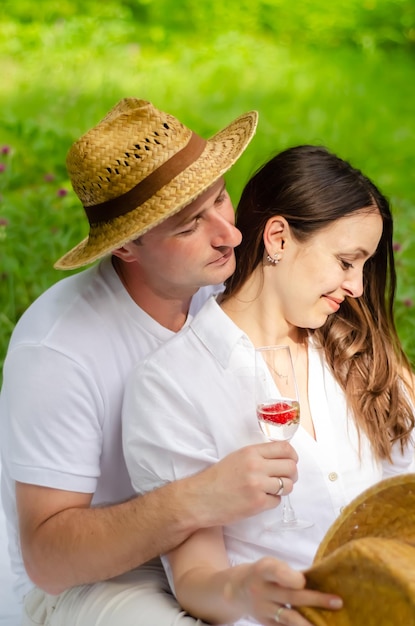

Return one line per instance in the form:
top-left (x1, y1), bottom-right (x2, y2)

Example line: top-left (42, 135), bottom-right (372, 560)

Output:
top-left (329, 598), bottom-right (343, 609)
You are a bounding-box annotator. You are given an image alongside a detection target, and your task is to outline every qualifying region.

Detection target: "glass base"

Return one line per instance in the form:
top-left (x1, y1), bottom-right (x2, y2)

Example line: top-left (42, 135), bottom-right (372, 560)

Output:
top-left (274, 494), bottom-right (313, 530)
top-left (273, 518), bottom-right (314, 530)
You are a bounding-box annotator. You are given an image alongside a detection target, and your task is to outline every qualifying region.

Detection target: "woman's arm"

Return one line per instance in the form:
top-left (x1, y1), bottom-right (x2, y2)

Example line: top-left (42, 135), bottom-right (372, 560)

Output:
top-left (168, 527), bottom-right (342, 626)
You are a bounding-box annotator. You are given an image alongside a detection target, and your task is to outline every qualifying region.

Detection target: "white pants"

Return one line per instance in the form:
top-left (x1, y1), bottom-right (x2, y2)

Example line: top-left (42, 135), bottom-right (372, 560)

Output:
top-left (22, 559), bottom-right (208, 626)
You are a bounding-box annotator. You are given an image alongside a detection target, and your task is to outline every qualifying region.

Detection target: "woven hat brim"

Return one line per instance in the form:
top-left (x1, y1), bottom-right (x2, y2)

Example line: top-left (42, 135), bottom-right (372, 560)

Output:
top-left (299, 537), bottom-right (415, 626)
top-left (54, 110), bottom-right (258, 270)
top-left (314, 473), bottom-right (415, 562)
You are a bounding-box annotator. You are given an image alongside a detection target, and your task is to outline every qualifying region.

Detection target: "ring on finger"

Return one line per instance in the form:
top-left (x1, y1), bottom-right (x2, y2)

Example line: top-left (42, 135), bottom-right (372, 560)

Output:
top-left (274, 477), bottom-right (284, 496)
top-left (274, 606), bottom-right (285, 623)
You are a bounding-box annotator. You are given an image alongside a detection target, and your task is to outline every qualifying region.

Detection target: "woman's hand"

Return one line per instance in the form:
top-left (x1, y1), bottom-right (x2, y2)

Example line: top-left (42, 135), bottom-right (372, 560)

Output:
top-left (170, 527), bottom-right (342, 626)
top-left (227, 556), bottom-right (342, 626)
top-left (183, 441), bottom-right (299, 529)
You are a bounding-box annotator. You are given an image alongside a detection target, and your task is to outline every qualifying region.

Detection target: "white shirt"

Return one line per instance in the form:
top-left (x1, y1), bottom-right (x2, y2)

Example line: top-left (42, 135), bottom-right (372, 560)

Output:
top-left (123, 295), bottom-right (415, 592)
top-left (0, 257), bottom-right (219, 601)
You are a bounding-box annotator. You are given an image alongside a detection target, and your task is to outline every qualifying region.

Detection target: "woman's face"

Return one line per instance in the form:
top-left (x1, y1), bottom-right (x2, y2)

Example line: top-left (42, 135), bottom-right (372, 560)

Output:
top-left (276, 209), bottom-right (384, 329)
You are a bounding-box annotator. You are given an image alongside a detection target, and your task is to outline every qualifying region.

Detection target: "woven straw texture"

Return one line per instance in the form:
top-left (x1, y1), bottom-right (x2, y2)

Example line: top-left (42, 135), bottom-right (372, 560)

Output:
top-left (298, 473), bottom-right (415, 625)
top-left (55, 98), bottom-right (258, 270)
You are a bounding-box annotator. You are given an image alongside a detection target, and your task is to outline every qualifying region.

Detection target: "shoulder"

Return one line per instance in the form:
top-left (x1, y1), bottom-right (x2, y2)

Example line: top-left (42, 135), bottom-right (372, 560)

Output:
top-left (190, 283), bottom-right (224, 314)
top-left (9, 265), bottom-right (101, 342)
top-left (4, 261), bottom-right (133, 381)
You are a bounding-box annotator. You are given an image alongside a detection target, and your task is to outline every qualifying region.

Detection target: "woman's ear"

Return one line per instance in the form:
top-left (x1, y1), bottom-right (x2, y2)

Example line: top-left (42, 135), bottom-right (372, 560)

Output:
top-left (263, 216), bottom-right (289, 259)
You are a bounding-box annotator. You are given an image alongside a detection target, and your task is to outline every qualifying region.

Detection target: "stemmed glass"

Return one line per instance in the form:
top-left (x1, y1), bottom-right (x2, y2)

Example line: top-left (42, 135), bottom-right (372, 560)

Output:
top-left (255, 345), bottom-right (313, 530)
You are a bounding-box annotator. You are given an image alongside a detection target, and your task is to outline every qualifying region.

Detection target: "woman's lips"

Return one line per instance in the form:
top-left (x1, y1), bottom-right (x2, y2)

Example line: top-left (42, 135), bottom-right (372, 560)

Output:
top-left (323, 295), bottom-right (343, 312)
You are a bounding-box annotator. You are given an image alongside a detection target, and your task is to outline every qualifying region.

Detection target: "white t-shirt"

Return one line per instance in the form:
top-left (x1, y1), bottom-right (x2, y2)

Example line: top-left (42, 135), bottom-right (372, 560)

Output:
top-left (123, 295), bottom-right (415, 614)
top-left (0, 257), bottom-right (219, 601)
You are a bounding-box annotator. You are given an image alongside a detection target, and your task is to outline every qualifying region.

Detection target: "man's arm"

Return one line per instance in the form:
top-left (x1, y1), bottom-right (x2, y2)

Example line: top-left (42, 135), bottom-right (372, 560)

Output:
top-left (17, 440), bottom-right (297, 594)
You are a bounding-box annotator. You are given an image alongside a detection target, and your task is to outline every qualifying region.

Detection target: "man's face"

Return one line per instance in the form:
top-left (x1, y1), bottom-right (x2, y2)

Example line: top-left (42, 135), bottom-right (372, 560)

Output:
top-left (121, 178), bottom-right (242, 298)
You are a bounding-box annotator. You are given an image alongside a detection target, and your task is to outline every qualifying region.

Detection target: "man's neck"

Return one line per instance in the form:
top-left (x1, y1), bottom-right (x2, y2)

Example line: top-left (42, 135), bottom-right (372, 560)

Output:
top-left (112, 256), bottom-right (192, 332)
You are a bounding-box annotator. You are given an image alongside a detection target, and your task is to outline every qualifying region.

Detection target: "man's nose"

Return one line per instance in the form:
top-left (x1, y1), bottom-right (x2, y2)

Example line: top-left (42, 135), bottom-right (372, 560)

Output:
top-left (210, 214), bottom-right (242, 248)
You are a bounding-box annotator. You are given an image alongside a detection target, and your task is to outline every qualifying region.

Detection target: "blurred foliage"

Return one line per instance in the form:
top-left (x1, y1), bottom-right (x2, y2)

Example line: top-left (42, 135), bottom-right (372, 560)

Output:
top-left (2, 0), bottom-right (415, 49)
top-left (1, 0), bottom-right (415, 379)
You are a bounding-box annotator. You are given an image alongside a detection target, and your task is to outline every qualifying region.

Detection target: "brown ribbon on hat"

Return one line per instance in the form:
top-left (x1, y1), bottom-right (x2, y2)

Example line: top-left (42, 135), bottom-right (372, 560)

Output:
top-left (85, 132), bottom-right (207, 225)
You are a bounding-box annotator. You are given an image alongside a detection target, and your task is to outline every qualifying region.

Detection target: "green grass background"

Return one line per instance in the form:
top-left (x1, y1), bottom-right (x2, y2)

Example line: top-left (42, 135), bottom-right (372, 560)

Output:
top-left (1, 0), bottom-right (415, 382)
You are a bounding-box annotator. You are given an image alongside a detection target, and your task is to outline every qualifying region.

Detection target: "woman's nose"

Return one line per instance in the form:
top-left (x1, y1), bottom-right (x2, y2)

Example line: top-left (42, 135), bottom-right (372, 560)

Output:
top-left (342, 271), bottom-right (364, 298)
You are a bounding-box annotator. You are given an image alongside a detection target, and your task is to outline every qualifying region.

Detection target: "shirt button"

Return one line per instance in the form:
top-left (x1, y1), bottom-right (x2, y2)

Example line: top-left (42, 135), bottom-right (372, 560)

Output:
top-left (328, 472), bottom-right (338, 481)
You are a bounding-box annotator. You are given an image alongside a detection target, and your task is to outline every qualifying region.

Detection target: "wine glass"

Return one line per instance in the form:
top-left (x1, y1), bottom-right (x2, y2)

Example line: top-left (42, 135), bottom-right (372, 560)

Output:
top-left (255, 345), bottom-right (313, 530)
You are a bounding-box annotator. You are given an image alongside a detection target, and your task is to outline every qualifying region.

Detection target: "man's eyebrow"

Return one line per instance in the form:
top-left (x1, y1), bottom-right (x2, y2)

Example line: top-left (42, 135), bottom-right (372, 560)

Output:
top-left (173, 210), bottom-right (199, 228)
top-left (173, 182), bottom-right (227, 227)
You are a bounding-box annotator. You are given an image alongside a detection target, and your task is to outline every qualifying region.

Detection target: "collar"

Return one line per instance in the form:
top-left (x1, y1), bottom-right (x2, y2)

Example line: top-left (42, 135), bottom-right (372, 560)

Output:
top-left (190, 295), bottom-right (252, 368)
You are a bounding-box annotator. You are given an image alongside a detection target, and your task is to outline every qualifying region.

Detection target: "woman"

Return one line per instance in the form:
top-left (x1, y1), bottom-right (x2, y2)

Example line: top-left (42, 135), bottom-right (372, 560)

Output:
top-left (122, 145), bottom-right (415, 626)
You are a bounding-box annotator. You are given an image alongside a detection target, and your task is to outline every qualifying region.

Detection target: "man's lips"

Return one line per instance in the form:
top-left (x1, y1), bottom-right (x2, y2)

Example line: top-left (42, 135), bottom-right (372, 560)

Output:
top-left (208, 249), bottom-right (233, 265)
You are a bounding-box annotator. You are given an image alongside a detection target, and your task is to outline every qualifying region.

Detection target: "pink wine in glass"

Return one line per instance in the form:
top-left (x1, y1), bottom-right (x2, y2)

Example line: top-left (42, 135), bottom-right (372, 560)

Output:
top-left (256, 399), bottom-right (300, 441)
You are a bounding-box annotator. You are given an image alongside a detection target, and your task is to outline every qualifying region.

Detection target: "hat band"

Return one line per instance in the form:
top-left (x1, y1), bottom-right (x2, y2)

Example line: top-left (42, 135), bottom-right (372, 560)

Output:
top-left (85, 132), bottom-right (207, 225)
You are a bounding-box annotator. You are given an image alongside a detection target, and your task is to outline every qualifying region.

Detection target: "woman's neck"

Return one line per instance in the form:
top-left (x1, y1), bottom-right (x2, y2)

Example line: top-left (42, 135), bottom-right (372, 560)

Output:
top-left (221, 279), bottom-right (314, 438)
top-left (220, 273), bottom-right (305, 349)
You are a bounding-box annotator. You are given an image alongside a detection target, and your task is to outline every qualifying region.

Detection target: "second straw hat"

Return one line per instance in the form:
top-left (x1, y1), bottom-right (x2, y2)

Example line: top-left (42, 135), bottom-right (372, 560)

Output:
top-left (55, 98), bottom-right (258, 270)
top-left (298, 473), bottom-right (415, 625)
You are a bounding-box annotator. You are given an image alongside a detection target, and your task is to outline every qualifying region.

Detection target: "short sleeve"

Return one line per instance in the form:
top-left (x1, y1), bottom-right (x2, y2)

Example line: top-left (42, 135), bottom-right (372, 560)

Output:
top-left (2, 344), bottom-right (104, 493)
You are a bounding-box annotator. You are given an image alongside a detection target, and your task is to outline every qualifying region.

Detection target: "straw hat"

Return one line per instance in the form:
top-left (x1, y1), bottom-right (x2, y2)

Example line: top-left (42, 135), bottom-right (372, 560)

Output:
top-left (55, 98), bottom-right (258, 269)
top-left (298, 473), bottom-right (415, 625)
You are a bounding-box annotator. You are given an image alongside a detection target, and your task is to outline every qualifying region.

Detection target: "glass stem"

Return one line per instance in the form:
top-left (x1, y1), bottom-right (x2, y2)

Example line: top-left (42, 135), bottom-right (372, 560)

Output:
top-left (281, 495), bottom-right (296, 523)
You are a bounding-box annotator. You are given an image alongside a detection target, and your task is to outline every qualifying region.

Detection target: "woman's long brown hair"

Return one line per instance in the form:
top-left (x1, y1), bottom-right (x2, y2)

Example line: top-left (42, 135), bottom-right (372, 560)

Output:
top-left (224, 145), bottom-right (414, 461)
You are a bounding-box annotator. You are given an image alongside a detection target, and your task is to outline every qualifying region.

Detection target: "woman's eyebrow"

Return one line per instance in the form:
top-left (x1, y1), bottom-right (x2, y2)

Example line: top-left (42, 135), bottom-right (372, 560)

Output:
top-left (345, 247), bottom-right (378, 259)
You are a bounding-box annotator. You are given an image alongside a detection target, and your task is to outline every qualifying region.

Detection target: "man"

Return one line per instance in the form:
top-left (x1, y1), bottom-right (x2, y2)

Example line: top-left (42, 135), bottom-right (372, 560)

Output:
top-left (0, 99), bottom-right (340, 625)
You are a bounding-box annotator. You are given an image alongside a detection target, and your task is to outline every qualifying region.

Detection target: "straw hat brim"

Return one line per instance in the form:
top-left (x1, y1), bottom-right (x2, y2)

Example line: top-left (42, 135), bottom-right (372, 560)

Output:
top-left (55, 110), bottom-right (258, 270)
top-left (298, 473), bottom-right (415, 625)
top-left (299, 537), bottom-right (415, 626)
top-left (316, 473), bottom-right (415, 559)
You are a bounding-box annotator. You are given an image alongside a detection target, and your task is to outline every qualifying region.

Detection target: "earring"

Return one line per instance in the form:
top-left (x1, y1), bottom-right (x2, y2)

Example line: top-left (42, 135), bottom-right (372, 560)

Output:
top-left (266, 253), bottom-right (281, 265)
